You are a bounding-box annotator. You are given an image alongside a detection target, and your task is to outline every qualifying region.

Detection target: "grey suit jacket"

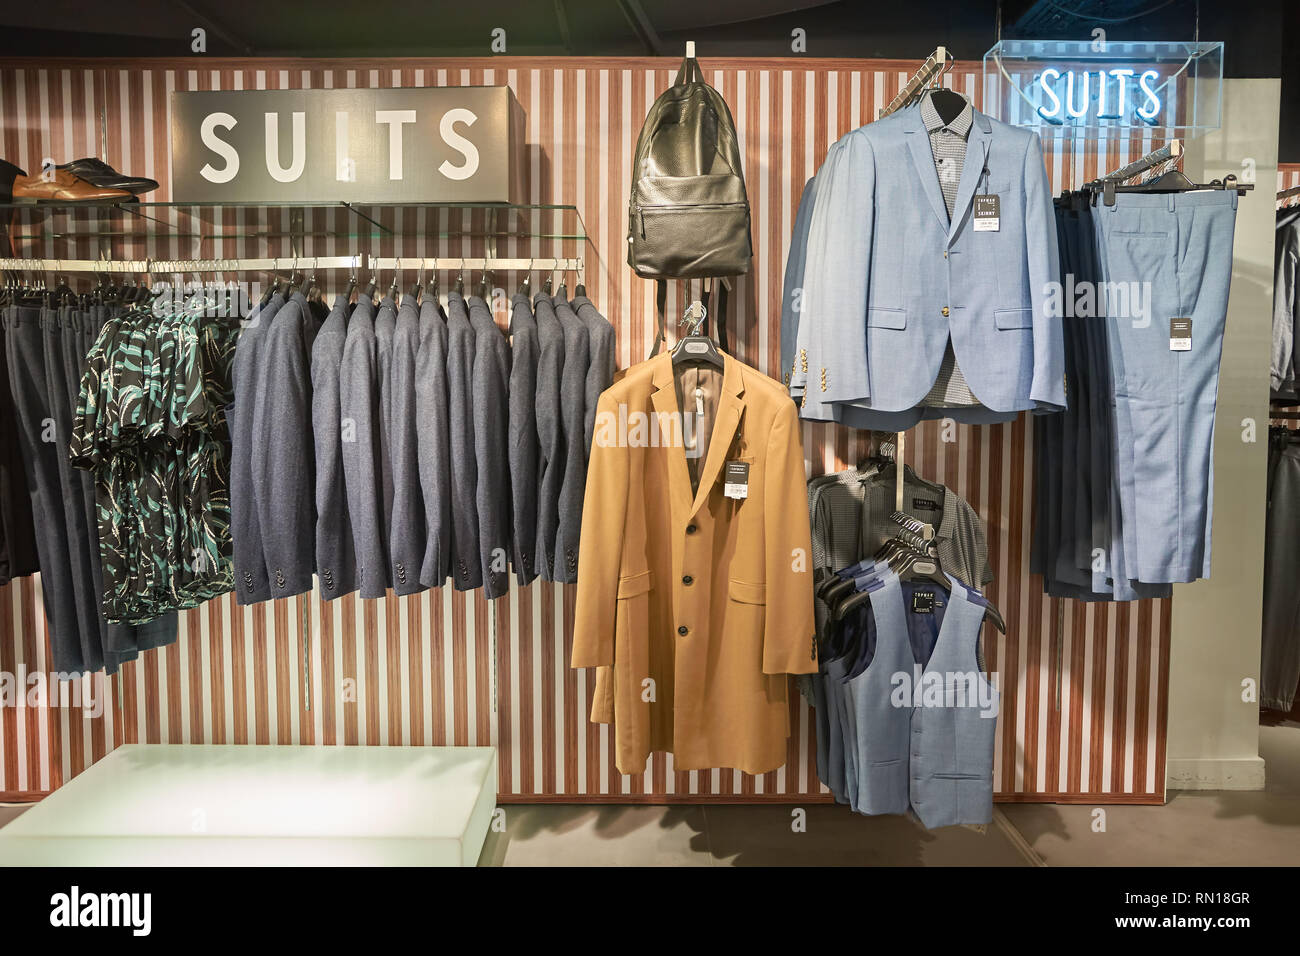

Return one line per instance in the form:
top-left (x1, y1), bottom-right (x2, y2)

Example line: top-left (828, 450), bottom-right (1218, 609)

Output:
top-left (445, 292), bottom-right (482, 590)
top-left (415, 299), bottom-right (453, 588)
top-left (310, 294), bottom-right (358, 599)
top-left (373, 296), bottom-right (397, 560)
top-left (251, 291), bottom-right (320, 599)
top-left (340, 296), bottom-right (390, 598)
top-left (230, 291), bottom-right (283, 605)
top-left (507, 293), bottom-right (540, 585)
top-left (468, 294), bottom-right (511, 599)
top-left (532, 292), bottom-right (565, 581)
top-left (571, 293), bottom-right (615, 453)
top-left (552, 289), bottom-right (589, 583)
top-left (387, 298), bottom-right (427, 595)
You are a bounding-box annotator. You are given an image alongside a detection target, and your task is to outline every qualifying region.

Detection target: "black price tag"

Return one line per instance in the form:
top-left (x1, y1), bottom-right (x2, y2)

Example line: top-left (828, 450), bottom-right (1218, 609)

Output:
top-left (973, 194), bottom-right (1000, 232)
top-left (1170, 317), bottom-right (1192, 351)
top-left (724, 461), bottom-right (750, 499)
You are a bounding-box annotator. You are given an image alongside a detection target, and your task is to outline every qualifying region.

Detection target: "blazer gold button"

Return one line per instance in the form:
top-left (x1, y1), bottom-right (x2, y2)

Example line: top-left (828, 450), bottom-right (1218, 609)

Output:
top-left (941, 306), bottom-right (950, 316)
top-left (677, 626), bottom-right (689, 636)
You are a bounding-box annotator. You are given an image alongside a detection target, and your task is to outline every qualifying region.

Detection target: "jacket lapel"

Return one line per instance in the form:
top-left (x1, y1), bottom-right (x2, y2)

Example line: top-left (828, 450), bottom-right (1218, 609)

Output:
top-left (688, 356), bottom-right (745, 517)
top-left (903, 106), bottom-right (952, 233)
top-left (948, 111), bottom-right (992, 244)
top-left (650, 355), bottom-right (695, 519)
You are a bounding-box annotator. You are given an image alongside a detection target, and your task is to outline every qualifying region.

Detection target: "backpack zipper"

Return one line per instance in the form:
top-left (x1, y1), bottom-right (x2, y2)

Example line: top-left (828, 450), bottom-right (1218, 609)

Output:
top-left (635, 201), bottom-right (749, 237)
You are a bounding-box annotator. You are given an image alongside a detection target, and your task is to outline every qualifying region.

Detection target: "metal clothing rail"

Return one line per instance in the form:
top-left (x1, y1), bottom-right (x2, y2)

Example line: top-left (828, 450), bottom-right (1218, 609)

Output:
top-left (0, 255), bottom-right (585, 274)
top-left (879, 46), bottom-right (948, 119)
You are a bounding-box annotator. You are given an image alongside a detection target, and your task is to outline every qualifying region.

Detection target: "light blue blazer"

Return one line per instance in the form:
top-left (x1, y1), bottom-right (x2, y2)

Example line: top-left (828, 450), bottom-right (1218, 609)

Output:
top-left (798, 105), bottom-right (1065, 423)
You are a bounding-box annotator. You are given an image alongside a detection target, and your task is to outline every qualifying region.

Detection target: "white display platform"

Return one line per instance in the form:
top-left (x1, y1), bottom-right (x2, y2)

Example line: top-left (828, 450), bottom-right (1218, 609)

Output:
top-left (0, 744), bottom-right (497, 866)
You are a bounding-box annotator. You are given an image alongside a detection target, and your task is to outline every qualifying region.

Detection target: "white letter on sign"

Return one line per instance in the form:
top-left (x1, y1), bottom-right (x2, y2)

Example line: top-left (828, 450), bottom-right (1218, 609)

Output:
top-left (199, 112), bottom-right (239, 183)
top-left (335, 111), bottom-right (354, 182)
top-left (438, 108), bottom-right (480, 181)
top-left (375, 109), bottom-right (417, 180)
top-left (265, 111), bottom-right (306, 183)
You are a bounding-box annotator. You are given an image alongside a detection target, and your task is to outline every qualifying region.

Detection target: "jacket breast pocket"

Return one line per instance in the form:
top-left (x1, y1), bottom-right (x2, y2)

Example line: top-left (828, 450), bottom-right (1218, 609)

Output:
top-left (985, 179), bottom-right (1014, 201)
top-left (994, 308), bottom-right (1033, 330)
top-left (866, 307), bottom-right (907, 330)
top-left (728, 578), bottom-right (766, 605)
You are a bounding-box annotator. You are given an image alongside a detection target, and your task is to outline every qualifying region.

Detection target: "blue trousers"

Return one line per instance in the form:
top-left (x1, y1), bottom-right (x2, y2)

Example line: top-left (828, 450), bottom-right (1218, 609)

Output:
top-left (1093, 189), bottom-right (1238, 584)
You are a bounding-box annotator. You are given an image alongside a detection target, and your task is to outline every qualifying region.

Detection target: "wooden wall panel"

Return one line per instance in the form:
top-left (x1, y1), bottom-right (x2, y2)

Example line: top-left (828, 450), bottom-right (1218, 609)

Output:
top-left (0, 57), bottom-right (1171, 803)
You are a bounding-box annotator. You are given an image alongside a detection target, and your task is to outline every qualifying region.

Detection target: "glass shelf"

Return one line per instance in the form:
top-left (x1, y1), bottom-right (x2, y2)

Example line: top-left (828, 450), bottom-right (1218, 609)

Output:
top-left (1, 201), bottom-right (588, 248)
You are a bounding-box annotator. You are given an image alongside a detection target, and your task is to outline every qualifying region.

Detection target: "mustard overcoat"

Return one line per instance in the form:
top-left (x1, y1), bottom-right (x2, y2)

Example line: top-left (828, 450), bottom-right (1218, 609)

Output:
top-left (571, 351), bottom-right (817, 775)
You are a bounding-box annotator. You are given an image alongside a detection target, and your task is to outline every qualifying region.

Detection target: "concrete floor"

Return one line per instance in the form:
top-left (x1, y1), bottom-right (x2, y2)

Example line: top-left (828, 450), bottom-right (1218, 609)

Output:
top-left (2, 723), bottom-right (1297, 865)
top-left (478, 723), bottom-right (1300, 866)
top-left (477, 802), bottom-right (1037, 866)
top-left (999, 724), bottom-right (1300, 867)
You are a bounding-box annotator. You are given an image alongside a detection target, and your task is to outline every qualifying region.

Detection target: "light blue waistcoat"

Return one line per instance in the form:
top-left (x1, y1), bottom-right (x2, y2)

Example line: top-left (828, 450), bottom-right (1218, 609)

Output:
top-left (846, 572), bottom-right (998, 828)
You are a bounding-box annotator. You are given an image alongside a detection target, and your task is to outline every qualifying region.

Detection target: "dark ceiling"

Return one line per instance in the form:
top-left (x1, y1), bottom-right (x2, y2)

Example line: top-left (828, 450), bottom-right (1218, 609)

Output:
top-left (0, 0), bottom-right (1295, 154)
top-left (0, 0), bottom-right (1284, 68)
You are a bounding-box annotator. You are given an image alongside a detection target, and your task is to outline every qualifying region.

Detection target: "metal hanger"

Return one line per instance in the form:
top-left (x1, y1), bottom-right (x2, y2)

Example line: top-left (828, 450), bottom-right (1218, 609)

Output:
top-left (286, 257), bottom-right (304, 295)
top-left (306, 257), bottom-right (321, 301)
top-left (408, 262), bottom-right (423, 301)
top-left (671, 299), bottom-right (723, 369)
top-left (359, 251), bottom-right (378, 301)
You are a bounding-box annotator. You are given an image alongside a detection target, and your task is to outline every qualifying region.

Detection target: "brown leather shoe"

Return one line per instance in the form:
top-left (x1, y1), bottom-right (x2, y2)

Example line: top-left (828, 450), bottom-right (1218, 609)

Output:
top-left (12, 167), bottom-right (133, 204)
top-left (0, 159), bottom-right (132, 204)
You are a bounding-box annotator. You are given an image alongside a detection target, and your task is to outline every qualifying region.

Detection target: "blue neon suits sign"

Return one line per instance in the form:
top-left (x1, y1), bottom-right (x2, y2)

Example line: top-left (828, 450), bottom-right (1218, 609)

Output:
top-left (983, 40), bottom-right (1223, 137)
top-left (1035, 68), bottom-right (1163, 125)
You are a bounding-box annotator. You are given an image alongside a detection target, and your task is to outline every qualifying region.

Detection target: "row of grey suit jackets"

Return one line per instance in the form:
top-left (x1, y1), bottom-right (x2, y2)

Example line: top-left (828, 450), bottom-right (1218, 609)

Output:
top-left (230, 285), bottom-right (615, 605)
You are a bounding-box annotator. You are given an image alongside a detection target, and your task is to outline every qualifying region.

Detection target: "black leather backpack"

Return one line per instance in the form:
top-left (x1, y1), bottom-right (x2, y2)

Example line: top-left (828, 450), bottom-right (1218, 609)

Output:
top-left (627, 55), bottom-right (752, 282)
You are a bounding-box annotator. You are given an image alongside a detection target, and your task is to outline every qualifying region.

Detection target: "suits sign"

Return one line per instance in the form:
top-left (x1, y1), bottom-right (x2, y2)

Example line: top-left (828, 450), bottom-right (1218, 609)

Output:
top-left (982, 39), bottom-right (1223, 137)
top-left (170, 86), bottom-right (526, 203)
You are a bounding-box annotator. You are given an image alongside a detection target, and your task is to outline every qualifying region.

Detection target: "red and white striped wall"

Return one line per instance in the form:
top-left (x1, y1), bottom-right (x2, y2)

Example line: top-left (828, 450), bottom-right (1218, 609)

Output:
top-left (0, 57), bottom-right (1172, 803)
